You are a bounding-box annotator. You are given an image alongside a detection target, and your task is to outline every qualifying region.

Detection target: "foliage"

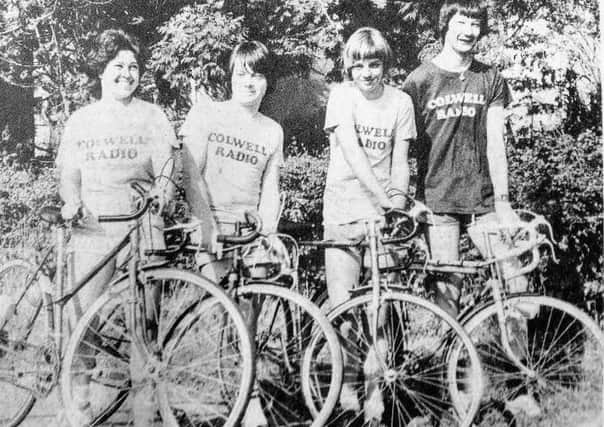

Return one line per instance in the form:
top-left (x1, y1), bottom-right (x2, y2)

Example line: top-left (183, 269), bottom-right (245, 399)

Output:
top-left (280, 150), bottom-right (328, 227)
top-left (148, 1), bottom-right (245, 111)
top-left (508, 129), bottom-right (603, 286)
top-left (0, 156), bottom-right (58, 254)
top-left (148, 0), bottom-right (341, 114)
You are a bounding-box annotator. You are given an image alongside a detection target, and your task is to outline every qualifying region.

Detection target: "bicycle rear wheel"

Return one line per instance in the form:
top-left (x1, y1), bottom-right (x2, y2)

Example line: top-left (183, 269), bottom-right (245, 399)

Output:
top-left (61, 268), bottom-right (254, 427)
top-left (304, 290), bottom-right (482, 427)
top-left (235, 282), bottom-right (343, 427)
top-left (0, 259), bottom-right (52, 427)
top-left (461, 294), bottom-right (604, 427)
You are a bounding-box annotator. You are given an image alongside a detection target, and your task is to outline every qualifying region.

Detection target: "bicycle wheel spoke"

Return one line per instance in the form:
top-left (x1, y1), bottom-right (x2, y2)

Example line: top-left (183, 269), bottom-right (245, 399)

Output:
top-left (466, 296), bottom-right (604, 427)
top-left (62, 269), bottom-right (254, 427)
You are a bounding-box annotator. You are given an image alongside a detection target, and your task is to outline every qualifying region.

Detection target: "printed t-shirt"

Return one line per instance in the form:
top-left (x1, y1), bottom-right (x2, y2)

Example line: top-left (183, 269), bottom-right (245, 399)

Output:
top-left (402, 60), bottom-right (511, 214)
top-left (323, 82), bottom-right (417, 225)
top-left (56, 98), bottom-right (177, 218)
top-left (180, 100), bottom-right (284, 225)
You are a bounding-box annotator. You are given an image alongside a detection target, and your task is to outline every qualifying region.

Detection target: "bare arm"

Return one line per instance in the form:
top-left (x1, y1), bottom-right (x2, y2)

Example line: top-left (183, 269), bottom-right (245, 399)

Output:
top-left (59, 166), bottom-right (82, 218)
top-left (258, 148), bottom-right (281, 233)
top-left (332, 114), bottom-right (392, 209)
top-left (486, 105), bottom-right (517, 223)
top-left (181, 138), bottom-right (217, 248)
top-left (389, 137), bottom-right (411, 209)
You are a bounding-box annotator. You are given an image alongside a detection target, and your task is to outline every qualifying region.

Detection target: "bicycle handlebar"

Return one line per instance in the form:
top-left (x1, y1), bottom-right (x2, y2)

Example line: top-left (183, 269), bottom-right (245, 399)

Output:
top-left (97, 182), bottom-right (155, 223)
top-left (216, 211), bottom-right (262, 245)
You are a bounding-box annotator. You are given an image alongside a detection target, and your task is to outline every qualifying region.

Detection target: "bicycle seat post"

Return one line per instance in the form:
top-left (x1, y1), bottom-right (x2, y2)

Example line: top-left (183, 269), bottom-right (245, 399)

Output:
top-left (367, 219), bottom-right (381, 342)
top-left (55, 224), bottom-right (66, 349)
top-left (127, 223), bottom-right (149, 354)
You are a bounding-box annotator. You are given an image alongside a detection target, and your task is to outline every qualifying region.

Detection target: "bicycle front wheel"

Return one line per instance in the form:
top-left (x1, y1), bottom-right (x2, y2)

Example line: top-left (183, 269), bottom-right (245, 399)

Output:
top-left (0, 259), bottom-right (52, 427)
top-left (305, 290), bottom-right (482, 427)
top-left (235, 282), bottom-right (343, 427)
top-left (61, 267), bottom-right (254, 427)
top-left (461, 294), bottom-right (604, 427)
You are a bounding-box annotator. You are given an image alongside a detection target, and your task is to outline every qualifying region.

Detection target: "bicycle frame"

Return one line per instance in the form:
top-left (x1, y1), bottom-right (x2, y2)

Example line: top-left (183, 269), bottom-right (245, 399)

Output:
top-left (397, 227), bottom-right (555, 377)
top-left (0, 200), bottom-right (160, 398)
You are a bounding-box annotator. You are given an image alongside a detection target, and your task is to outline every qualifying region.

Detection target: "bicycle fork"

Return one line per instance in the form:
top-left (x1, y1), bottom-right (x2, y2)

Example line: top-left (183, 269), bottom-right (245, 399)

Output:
top-left (488, 278), bottom-right (536, 378)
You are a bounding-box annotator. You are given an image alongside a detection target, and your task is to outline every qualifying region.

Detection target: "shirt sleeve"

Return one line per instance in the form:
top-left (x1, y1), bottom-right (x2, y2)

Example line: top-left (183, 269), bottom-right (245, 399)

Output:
top-left (324, 84), bottom-right (355, 132)
top-left (488, 69), bottom-right (512, 108)
top-left (395, 91), bottom-right (417, 141)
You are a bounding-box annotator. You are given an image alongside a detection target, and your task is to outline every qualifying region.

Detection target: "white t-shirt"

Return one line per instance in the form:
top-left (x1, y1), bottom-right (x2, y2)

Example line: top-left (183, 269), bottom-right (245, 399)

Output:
top-left (181, 100), bottom-right (284, 226)
top-left (56, 98), bottom-right (177, 217)
top-left (323, 82), bottom-right (417, 225)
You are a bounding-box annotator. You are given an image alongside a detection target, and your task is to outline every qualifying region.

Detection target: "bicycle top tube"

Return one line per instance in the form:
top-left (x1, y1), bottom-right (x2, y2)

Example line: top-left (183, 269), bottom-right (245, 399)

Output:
top-left (54, 195), bottom-right (153, 305)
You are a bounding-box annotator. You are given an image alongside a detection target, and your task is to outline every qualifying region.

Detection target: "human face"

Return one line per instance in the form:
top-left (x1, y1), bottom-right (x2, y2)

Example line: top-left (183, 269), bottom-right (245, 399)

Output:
top-left (100, 49), bottom-right (139, 102)
top-left (231, 62), bottom-right (268, 108)
top-left (349, 58), bottom-right (384, 99)
top-left (444, 13), bottom-right (482, 55)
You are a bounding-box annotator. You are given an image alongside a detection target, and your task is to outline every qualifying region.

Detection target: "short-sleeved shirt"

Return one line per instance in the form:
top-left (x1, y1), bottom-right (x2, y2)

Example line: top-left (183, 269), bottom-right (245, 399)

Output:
top-left (180, 100), bottom-right (284, 225)
top-left (323, 82), bottom-right (417, 225)
top-left (402, 60), bottom-right (511, 214)
top-left (56, 98), bottom-right (177, 217)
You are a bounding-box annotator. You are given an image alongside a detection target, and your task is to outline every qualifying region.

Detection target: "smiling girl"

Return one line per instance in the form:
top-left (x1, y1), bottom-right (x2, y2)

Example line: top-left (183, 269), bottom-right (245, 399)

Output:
top-left (322, 27), bottom-right (416, 422)
top-left (56, 28), bottom-right (177, 426)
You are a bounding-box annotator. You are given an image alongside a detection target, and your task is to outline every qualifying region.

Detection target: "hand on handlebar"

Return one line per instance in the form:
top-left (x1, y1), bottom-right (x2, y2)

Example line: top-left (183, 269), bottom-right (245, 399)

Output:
top-left (60, 203), bottom-right (90, 222)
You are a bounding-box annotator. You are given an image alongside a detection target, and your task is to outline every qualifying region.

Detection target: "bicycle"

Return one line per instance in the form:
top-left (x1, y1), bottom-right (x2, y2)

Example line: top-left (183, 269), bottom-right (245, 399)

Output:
top-left (161, 214), bottom-right (343, 427)
top-left (300, 210), bottom-right (484, 427)
top-left (0, 187), bottom-right (254, 427)
top-left (390, 200), bottom-right (604, 427)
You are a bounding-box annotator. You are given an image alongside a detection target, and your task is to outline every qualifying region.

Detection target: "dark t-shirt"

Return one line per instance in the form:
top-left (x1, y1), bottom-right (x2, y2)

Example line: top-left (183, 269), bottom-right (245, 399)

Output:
top-left (403, 60), bottom-right (510, 214)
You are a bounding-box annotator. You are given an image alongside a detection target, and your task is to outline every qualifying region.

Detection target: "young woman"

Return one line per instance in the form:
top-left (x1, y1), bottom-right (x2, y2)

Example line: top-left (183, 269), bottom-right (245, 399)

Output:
top-left (181, 40), bottom-right (283, 240)
top-left (181, 40), bottom-right (284, 427)
top-left (322, 27), bottom-right (416, 422)
top-left (57, 28), bottom-right (177, 426)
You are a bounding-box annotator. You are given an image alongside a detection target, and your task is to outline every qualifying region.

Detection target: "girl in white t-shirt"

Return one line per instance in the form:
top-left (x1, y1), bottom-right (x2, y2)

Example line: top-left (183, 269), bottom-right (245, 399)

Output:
top-left (56, 29), bottom-right (179, 427)
top-left (322, 27), bottom-right (416, 422)
top-left (181, 40), bottom-right (284, 427)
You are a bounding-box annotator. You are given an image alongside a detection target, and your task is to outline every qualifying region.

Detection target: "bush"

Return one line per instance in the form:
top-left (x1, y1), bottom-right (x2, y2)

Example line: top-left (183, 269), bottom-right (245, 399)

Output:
top-left (280, 150), bottom-right (328, 228)
top-left (508, 129), bottom-right (603, 299)
top-left (0, 159), bottom-right (59, 258)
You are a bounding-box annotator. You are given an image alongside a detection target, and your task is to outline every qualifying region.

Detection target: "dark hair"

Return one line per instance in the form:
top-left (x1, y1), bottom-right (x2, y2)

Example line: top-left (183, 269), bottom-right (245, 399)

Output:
top-left (438, 0), bottom-right (488, 42)
top-left (228, 40), bottom-right (276, 95)
top-left (86, 29), bottom-right (145, 78)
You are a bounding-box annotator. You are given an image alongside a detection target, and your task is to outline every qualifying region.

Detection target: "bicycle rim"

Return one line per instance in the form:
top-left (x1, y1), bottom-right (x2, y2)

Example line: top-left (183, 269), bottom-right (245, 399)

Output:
top-left (462, 294), bottom-right (604, 427)
top-left (309, 291), bottom-right (482, 427)
top-left (61, 268), bottom-right (254, 427)
top-left (0, 260), bottom-right (51, 427)
top-left (237, 282), bottom-right (343, 427)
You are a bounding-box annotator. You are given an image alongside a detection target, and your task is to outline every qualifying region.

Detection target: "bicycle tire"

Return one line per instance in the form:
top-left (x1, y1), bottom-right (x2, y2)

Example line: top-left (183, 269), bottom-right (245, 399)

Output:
top-left (0, 259), bottom-right (52, 427)
top-left (61, 267), bottom-right (254, 427)
top-left (234, 282), bottom-right (343, 427)
top-left (459, 294), bottom-right (604, 427)
top-left (304, 290), bottom-right (483, 427)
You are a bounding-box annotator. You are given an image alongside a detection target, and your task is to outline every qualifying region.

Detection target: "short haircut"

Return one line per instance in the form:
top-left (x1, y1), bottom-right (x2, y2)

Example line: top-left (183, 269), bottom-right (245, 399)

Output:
top-left (86, 29), bottom-right (145, 78)
top-left (438, 0), bottom-right (489, 41)
top-left (343, 27), bottom-right (392, 79)
top-left (228, 40), bottom-right (276, 95)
